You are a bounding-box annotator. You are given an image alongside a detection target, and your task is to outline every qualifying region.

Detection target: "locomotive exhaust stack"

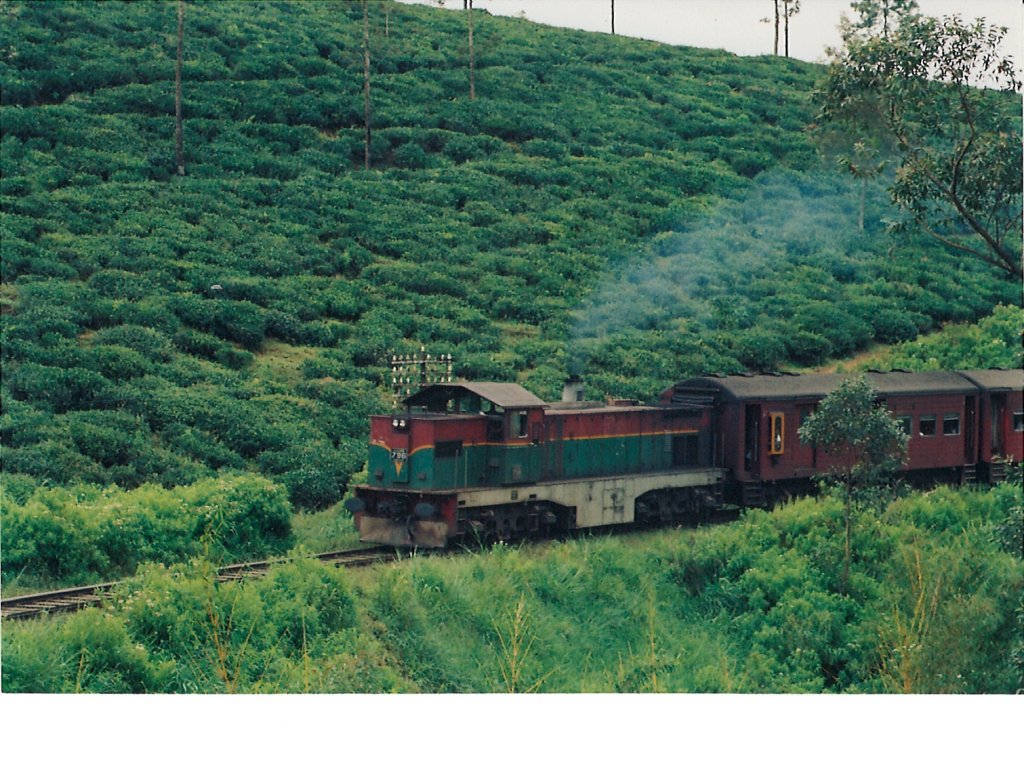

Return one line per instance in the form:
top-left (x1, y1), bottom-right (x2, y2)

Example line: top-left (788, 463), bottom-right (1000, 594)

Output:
top-left (562, 374), bottom-right (585, 403)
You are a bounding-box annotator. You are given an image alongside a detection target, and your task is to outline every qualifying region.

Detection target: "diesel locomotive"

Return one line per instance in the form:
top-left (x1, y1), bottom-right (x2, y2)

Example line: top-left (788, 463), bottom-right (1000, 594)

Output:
top-left (346, 369), bottom-right (1023, 548)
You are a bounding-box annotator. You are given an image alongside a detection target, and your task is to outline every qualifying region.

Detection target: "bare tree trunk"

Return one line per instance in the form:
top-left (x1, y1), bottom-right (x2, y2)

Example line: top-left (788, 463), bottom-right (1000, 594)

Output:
top-left (467, 0), bottom-right (475, 101)
top-left (859, 176), bottom-right (866, 232)
top-left (783, 0), bottom-right (790, 57)
top-left (772, 0), bottom-right (779, 56)
top-left (843, 500), bottom-right (851, 594)
top-left (611, 0), bottom-right (615, 35)
top-left (175, 0), bottom-right (185, 176)
top-left (384, 0), bottom-right (390, 37)
top-left (363, 0), bottom-right (371, 170)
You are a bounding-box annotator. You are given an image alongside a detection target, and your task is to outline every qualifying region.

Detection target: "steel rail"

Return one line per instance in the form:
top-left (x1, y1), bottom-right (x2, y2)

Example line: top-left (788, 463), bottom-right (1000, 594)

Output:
top-left (1, 512), bottom-right (737, 622)
top-left (0, 546), bottom-right (400, 622)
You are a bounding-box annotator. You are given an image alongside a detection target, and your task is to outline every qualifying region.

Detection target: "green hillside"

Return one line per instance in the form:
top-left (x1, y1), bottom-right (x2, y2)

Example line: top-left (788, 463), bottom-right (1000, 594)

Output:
top-left (1, 0), bottom-right (1020, 512)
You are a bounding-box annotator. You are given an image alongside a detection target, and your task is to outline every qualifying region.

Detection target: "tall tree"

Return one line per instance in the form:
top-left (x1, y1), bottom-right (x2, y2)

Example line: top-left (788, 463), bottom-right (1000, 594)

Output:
top-left (817, 11), bottom-right (1023, 278)
top-left (362, 0), bottom-right (371, 170)
top-left (467, 0), bottom-right (475, 100)
top-left (799, 376), bottom-right (908, 594)
top-left (846, 0), bottom-right (919, 38)
top-left (771, 0), bottom-right (779, 55)
top-left (838, 140), bottom-right (886, 231)
top-left (761, 1), bottom-right (780, 55)
top-left (782, 0), bottom-right (800, 58)
top-left (175, 0), bottom-right (185, 176)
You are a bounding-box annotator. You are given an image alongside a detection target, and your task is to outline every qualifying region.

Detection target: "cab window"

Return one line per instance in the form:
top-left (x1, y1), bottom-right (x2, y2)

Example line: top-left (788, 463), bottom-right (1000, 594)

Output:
top-left (515, 411), bottom-right (528, 438)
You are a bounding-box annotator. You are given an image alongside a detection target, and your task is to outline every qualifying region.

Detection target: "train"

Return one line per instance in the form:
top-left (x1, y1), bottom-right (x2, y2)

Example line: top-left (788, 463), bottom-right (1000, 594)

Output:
top-left (345, 369), bottom-right (1023, 548)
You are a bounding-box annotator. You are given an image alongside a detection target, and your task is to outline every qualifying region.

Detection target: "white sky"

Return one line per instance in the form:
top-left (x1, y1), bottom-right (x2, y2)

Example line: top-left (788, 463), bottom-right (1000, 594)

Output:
top-left (401, 0), bottom-right (1023, 73)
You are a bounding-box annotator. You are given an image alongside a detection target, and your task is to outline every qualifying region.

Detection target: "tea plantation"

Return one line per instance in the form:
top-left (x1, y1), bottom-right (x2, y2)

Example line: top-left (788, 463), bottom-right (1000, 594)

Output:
top-left (1, 1), bottom-right (1021, 696)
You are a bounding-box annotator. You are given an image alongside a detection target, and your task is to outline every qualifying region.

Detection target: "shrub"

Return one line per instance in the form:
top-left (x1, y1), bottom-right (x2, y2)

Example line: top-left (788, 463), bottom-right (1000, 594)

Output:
top-left (258, 439), bottom-right (364, 511)
top-left (92, 324), bottom-right (175, 362)
top-left (1, 610), bottom-right (168, 693)
top-left (258, 556), bottom-right (357, 655)
top-left (392, 142), bottom-right (429, 169)
top-left (81, 344), bottom-right (154, 381)
top-left (66, 409), bottom-right (150, 468)
top-left (0, 475), bottom-right (295, 588)
top-left (733, 329), bottom-right (787, 372)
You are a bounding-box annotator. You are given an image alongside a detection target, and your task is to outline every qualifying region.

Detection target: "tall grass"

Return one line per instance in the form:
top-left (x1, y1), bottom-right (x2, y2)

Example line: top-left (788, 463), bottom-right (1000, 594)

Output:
top-left (4, 484), bottom-right (1020, 693)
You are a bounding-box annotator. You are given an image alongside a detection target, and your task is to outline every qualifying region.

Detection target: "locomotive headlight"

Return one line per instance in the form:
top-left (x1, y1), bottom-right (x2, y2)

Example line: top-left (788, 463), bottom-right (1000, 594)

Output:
top-left (413, 501), bottom-right (436, 519)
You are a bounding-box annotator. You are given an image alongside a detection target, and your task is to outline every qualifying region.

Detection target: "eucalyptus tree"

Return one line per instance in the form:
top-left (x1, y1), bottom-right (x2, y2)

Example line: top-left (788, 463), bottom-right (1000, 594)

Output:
top-left (763, 0), bottom-right (779, 56)
top-left (846, 0), bottom-right (919, 38)
top-left (817, 8), bottom-right (1022, 278)
top-left (763, 1), bottom-right (799, 57)
top-left (782, 0), bottom-right (800, 58)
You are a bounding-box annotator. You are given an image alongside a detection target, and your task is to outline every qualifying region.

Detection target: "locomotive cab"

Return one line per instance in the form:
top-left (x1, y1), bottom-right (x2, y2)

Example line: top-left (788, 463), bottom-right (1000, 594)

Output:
top-left (365, 382), bottom-right (547, 491)
top-left (351, 383), bottom-right (548, 546)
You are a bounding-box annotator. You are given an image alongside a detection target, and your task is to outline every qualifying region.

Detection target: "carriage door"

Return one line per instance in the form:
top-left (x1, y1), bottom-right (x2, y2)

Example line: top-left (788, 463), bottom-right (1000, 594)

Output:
top-left (964, 397), bottom-right (977, 463)
top-left (744, 405), bottom-right (760, 477)
top-left (992, 394), bottom-right (1006, 455)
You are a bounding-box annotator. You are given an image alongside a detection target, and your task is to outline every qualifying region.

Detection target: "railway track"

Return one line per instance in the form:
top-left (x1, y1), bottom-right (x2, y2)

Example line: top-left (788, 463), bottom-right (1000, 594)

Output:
top-left (0, 546), bottom-right (401, 622)
top-left (1, 510), bottom-right (739, 622)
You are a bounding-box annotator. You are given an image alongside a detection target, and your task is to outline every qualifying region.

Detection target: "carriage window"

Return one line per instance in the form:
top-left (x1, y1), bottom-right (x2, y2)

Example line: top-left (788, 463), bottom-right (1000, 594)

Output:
top-left (1014, 412), bottom-right (1024, 432)
top-left (919, 416), bottom-right (937, 437)
top-left (943, 414), bottom-right (960, 436)
top-left (515, 411), bottom-right (528, 438)
top-left (897, 416), bottom-right (912, 436)
top-left (769, 413), bottom-right (785, 455)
